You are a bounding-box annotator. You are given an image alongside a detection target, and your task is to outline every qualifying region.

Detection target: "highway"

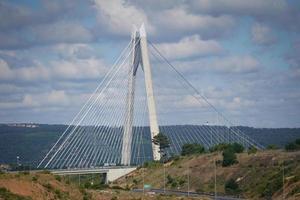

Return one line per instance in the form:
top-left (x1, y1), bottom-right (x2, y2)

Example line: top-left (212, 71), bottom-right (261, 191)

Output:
top-left (132, 188), bottom-right (243, 200)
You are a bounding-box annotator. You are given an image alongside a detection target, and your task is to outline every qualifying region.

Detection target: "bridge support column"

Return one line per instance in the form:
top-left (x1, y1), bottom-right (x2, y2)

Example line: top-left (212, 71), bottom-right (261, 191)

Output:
top-left (139, 24), bottom-right (160, 161)
top-left (121, 24), bottom-right (160, 165)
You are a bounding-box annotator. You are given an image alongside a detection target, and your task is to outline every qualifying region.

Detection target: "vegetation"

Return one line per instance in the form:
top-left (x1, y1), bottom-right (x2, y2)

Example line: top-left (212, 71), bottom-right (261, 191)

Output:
top-left (210, 142), bottom-right (244, 153)
top-left (152, 132), bottom-right (170, 161)
top-left (285, 138), bottom-right (300, 151)
top-left (222, 148), bottom-right (238, 167)
top-left (225, 178), bottom-right (240, 194)
top-left (248, 146), bottom-right (258, 154)
top-left (0, 187), bottom-right (32, 200)
top-left (116, 150), bottom-right (300, 199)
top-left (181, 143), bottom-right (205, 156)
top-left (166, 175), bottom-right (185, 188)
top-left (266, 144), bottom-right (279, 150)
top-left (209, 143), bottom-right (231, 152)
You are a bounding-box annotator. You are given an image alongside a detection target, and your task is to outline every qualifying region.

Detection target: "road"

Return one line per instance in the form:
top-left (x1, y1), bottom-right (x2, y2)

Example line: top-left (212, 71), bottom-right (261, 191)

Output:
top-left (132, 188), bottom-right (243, 200)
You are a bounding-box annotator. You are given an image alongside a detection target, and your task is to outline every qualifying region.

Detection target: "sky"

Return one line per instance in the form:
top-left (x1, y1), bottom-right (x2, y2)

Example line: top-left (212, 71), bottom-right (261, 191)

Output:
top-left (0, 0), bottom-right (299, 128)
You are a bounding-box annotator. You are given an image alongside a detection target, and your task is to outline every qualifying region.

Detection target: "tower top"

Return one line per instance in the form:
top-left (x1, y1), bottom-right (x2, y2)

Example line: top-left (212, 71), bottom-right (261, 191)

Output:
top-left (139, 23), bottom-right (146, 38)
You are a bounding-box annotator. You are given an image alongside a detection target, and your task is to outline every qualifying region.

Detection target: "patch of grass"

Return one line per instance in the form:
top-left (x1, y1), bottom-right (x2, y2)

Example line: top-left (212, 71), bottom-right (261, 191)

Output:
top-left (31, 176), bottom-right (37, 182)
top-left (288, 185), bottom-right (300, 196)
top-left (55, 175), bottom-right (61, 182)
top-left (143, 161), bottom-right (162, 168)
top-left (0, 187), bottom-right (32, 200)
top-left (42, 183), bottom-right (53, 191)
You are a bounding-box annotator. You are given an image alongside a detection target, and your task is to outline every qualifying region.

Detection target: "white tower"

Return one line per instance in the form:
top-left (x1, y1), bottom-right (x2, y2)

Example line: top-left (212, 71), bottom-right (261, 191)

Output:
top-left (121, 24), bottom-right (160, 165)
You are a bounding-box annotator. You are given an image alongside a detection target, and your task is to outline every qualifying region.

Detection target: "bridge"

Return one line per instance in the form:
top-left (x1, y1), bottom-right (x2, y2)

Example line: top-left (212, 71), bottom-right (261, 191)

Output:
top-left (37, 24), bottom-right (264, 180)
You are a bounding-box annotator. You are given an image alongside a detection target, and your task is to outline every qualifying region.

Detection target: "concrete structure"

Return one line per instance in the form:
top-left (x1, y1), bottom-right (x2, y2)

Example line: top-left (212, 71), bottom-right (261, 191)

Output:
top-left (52, 166), bottom-right (136, 183)
top-left (121, 24), bottom-right (160, 165)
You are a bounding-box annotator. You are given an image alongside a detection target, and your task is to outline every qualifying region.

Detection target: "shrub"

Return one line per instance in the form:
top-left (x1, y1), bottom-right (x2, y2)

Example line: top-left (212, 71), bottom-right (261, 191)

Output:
top-left (181, 143), bottom-right (205, 156)
top-left (31, 176), bottom-right (38, 182)
top-left (209, 143), bottom-right (231, 152)
top-left (55, 175), bottom-right (61, 182)
top-left (0, 187), bottom-right (31, 200)
top-left (285, 142), bottom-right (298, 151)
top-left (42, 183), bottom-right (53, 191)
top-left (222, 148), bottom-right (238, 167)
top-left (231, 143), bottom-right (244, 153)
top-left (285, 139), bottom-right (300, 151)
top-left (54, 189), bottom-right (62, 198)
top-left (267, 144), bottom-right (279, 150)
top-left (225, 178), bottom-right (240, 194)
top-left (248, 146), bottom-right (258, 154)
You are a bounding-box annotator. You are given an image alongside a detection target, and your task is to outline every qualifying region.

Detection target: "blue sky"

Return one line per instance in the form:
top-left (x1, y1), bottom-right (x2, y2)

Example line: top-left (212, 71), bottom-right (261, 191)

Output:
top-left (0, 0), bottom-right (299, 128)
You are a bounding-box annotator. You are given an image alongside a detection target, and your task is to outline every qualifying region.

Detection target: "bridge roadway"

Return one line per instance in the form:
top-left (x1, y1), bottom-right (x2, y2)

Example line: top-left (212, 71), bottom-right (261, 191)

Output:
top-left (51, 166), bottom-right (137, 183)
top-left (9, 166), bottom-right (136, 183)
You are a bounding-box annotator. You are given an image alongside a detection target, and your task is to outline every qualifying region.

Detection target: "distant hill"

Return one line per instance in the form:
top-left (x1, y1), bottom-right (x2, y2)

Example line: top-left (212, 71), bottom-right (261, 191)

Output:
top-left (0, 124), bottom-right (299, 167)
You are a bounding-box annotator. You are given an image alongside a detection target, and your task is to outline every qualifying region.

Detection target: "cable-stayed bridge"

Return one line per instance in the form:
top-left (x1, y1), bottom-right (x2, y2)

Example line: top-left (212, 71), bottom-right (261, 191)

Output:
top-left (38, 25), bottom-right (264, 172)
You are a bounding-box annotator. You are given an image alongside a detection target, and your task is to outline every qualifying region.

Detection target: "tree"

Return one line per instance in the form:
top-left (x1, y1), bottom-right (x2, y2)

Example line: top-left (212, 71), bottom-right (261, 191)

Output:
top-left (231, 143), bottom-right (244, 153)
top-left (181, 143), bottom-right (205, 156)
top-left (225, 178), bottom-right (240, 194)
top-left (222, 148), bottom-right (238, 167)
top-left (152, 132), bottom-right (170, 162)
top-left (209, 143), bottom-right (231, 152)
top-left (285, 142), bottom-right (298, 151)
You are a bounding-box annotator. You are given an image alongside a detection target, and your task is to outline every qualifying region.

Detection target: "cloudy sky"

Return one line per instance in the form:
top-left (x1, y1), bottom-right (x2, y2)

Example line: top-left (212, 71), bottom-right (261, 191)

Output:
top-left (0, 0), bottom-right (299, 128)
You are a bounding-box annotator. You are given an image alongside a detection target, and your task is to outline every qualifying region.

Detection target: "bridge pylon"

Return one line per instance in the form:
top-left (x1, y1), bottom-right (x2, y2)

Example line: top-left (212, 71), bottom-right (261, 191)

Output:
top-left (121, 24), bottom-right (160, 166)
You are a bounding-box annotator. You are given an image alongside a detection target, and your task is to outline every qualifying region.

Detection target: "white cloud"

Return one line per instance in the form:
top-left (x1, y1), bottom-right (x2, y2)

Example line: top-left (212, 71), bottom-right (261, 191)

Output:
top-left (32, 21), bottom-right (93, 44)
top-left (0, 59), bottom-right (14, 80)
top-left (251, 23), bottom-right (276, 45)
top-left (189, 0), bottom-right (288, 16)
top-left (156, 7), bottom-right (235, 38)
top-left (0, 57), bottom-right (107, 82)
top-left (210, 55), bottom-right (260, 73)
top-left (175, 95), bottom-right (209, 109)
top-left (155, 35), bottom-right (222, 60)
top-left (93, 0), bottom-right (154, 35)
top-left (0, 90), bottom-right (73, 109)
top-left (50, 58), bottom-right (107, 80)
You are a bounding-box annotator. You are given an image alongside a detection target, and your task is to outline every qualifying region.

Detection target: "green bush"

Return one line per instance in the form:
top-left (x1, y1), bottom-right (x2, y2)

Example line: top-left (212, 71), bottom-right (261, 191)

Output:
top-left (261, 174), bottom-right (282, 197)
top-left (225, 179), bottom-right (240, 194)
top-left (181, 143), bottom-right (205, 156)
top-left (248, 146), bottom-right (258, 154)
top-left (267, 144), bottom-right (279, 150)
top-left (55, 175), bottom-right (61, 182)
top-left (209, 143), bottom-right (244, 153)
top-left (0, 187), bottom-right (31, 200)
top-left (222, 148), bottom-right (238, 167)
top-left (31, 176), bottom-right (38, 182)
top-left (285, 139), bottom-right (300, 151)
top-left (133, 179), bottom-right (138, 185)
top-left (231, 143), bottom-right (244, 153)
top-left (42, 183), bottom-right (53, 191)
top-left (209, 143), bottom-right (231, 152)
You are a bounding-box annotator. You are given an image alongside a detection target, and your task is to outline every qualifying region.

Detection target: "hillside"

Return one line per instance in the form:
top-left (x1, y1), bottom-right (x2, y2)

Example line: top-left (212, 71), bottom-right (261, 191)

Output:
top-left (115, 150), bottom-right (300, 200)
top-left (0, 150), bottom-right (299, 200)
top-left (0, 124), bottom-right (300, 167)
top-left (0, 171), bottom-right (207, 200)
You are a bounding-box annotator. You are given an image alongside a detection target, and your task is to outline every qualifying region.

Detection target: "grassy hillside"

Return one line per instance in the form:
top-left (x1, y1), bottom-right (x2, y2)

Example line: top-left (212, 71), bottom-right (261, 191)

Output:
top-left (115, 150), bottom-right (300, 200)
top-left (0, 171), bottom-right (207, 200)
